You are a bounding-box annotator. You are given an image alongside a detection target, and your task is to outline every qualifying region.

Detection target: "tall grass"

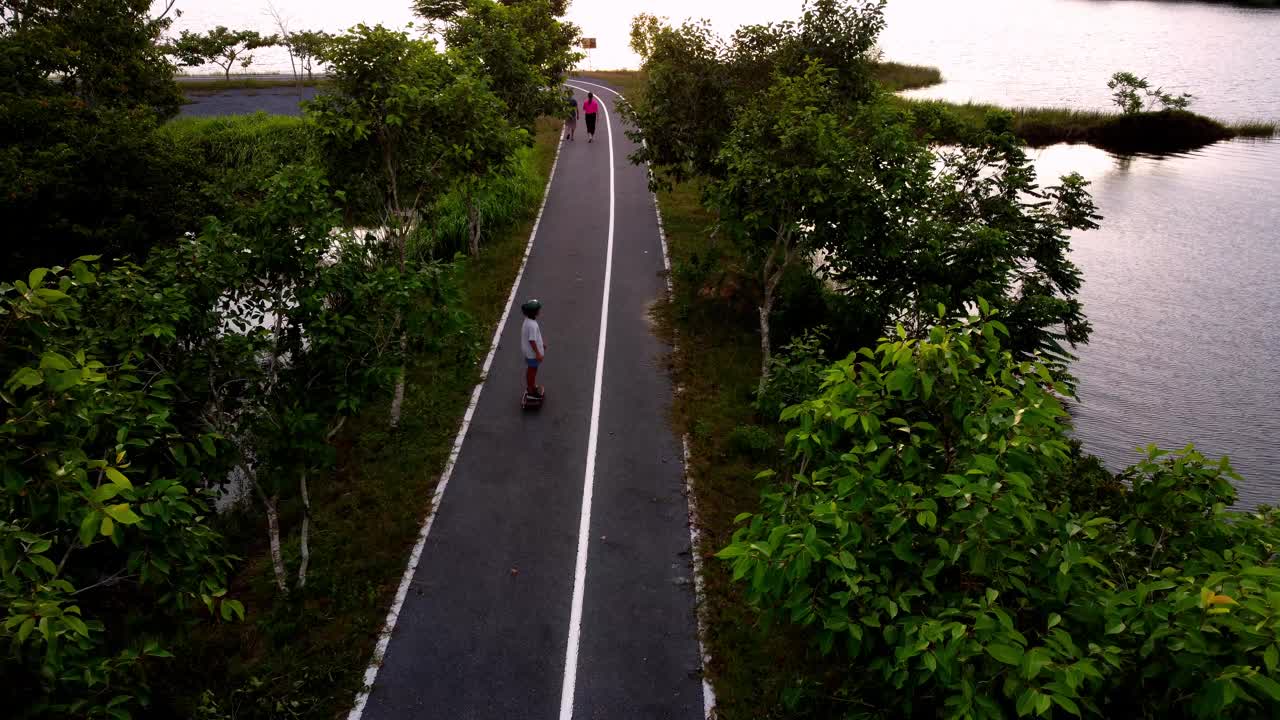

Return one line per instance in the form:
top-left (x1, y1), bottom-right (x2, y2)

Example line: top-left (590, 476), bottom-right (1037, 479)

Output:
top-left (160, 113), bottom-right (315, 171)
top-left (872, 61), bottom-right (943, 91)
top-left (1231, 120), bottom-right (1279, 138)
top-left (159, 113), bottom-right (316, 216)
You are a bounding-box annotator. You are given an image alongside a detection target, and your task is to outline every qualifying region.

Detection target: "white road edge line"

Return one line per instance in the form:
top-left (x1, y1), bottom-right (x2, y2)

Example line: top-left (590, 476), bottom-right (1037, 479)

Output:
top-left (570, 77), bottom-right (718, 720)
top-left (557, 82), bottom-right (615, 720)
top-left (345, 133), bottom-right (566, 720)
top-left (683, 435), bottom-right (716, 719)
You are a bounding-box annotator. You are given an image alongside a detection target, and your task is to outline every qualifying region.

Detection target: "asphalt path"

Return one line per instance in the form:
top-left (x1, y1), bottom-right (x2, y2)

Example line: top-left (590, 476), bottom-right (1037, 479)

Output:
top-left (352, 79), bottom-right (706, 720)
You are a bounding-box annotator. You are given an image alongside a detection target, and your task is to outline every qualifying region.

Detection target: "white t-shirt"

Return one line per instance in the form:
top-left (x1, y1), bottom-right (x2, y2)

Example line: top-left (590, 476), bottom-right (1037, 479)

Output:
top-left (521, 318), bottom-right (544, 359)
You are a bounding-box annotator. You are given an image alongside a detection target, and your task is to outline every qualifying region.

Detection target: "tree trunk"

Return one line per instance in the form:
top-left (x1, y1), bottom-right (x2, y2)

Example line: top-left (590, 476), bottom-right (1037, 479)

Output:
top-left (296, 470), bottom-right (311, 589)
top-left (245, 460), bottom-right (289, 596)
top-left (389, 332), bottom-right (407, 429)
top-left (263, 494), bottom-right (288, 596)
top-left (756, 233), bottom-right (791, 398)
top-left (757, 289), bottom-right (775, 399)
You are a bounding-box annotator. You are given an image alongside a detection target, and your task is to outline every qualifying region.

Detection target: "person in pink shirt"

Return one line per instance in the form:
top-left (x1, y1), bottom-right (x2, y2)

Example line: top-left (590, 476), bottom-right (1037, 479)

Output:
top-left (582, 92), bottom-right (599, 143)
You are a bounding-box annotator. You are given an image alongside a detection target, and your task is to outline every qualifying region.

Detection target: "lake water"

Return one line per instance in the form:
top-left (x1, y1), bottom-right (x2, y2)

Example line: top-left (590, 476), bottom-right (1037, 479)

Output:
top-left (881, 0), bottom-right (1280, 124)
top-left (168, 0), bottom-right (1280, 505)
top-left (875, 0), bottom-right (1280, 506)
top-left (1033, 141), bottom-right (1280, 507)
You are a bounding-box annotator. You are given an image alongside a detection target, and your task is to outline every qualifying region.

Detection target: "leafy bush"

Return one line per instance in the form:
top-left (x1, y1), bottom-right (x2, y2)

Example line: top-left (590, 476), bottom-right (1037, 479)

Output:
top-left (1107, 72), bottom-right (1193, 115)
top-left (0, 102), bottom-right (206, 277)
top-left (1091, 110), bottom-right (1233, 155)
top-left (1, 260), bottom-right (241, 718)
top-left (1, 162), bottom-right (469, 717)
top-left (720, 310), bottom-right (1280, 718)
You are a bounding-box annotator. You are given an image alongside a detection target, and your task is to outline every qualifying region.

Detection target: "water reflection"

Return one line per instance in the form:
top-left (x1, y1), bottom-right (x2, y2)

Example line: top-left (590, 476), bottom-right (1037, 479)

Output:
top-left (1031, 139), bottom-right (1280, 507)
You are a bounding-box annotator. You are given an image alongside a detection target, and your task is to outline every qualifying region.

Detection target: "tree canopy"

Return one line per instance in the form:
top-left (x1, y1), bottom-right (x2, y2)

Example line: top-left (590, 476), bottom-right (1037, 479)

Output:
top-left (420, 0), bottom-right (581, 132)
top-left (624, 0), bottom-right (1099, 387)
top-left (167, 26), bottom-right (279, 81)
top-left (0, 0), bottom-right (196, 274)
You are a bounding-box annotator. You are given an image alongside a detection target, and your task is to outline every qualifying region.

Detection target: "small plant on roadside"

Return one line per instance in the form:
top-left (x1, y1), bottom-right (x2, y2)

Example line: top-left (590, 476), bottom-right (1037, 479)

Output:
top-left (754, 325), bottom-right (829, 420)
top-left (726, 425), bottom-right (777, 461)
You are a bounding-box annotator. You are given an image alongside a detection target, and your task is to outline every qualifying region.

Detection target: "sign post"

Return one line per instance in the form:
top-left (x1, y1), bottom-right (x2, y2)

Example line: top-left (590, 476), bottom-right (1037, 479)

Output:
top-left (580, 37), bottom-right (596, 72)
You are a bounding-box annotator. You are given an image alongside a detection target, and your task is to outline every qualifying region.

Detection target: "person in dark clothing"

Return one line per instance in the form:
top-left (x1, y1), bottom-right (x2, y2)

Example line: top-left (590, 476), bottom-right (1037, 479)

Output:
top-left (582, 91), bottom-right (599, 143)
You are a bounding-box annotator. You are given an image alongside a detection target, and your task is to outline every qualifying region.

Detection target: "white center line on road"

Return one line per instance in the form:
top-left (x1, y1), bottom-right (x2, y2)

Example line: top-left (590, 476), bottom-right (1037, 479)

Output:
top-left (567, 78), bottom-right (718, 720)
top-left (557, 84), bottom-right (614, 720)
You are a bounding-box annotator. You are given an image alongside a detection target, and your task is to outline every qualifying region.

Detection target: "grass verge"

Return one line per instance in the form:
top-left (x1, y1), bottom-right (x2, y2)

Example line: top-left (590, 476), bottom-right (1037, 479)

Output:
top-left (178, 77), bottom-right (332, 93)
top-left (150, 117), bottom-right (563, 720)
top-left (571, 69), bottom-right (648, 98)
top-left (658, 181), bottom-right (852, 718)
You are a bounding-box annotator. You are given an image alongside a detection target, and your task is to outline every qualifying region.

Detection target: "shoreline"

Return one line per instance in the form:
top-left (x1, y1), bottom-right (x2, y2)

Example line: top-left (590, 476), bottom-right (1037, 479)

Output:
top-left (182, 70), bottom-right (1277, 153)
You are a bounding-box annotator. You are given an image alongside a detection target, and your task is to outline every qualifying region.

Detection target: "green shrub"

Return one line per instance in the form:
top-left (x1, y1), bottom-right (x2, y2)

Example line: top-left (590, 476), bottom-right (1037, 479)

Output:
top-left (1091, 110), bottom-right (1232, 154)
top-left (0, 102), bottom-right (206, 276)
top-left (727, 425), bottom-right (777, 461)
top-left (721, 311), bottom-right (1280, 719)
top-left (755, 325), bottom-right (829, 421)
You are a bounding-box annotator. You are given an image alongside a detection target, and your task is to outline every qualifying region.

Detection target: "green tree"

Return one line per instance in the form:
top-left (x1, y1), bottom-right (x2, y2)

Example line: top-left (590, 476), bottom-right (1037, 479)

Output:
top-left (708, 63), bottom-right (862, 394)
top-left (190, 165), bottom-right (458, 595)
top-left (628, 12), bottom-right (664, 61)
top-left (423, 0), bottom-right (582, 132)
top-left (309, 25), bottom-right (503, 426)
top-left (623, 0), bottom-right (887, 186)
top-left (621, 15), bottom-right (730, 185)
top-left (168, 26), bottom-right (279, 82)
top-left (284, 29), bottom-right (331, 80)
top-left (720, 311), bottom-right (1280, 718)
top-left (628, 0), bottom-right (1098, 385)
top-left (818, 112), bottom-right (1101, 374)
